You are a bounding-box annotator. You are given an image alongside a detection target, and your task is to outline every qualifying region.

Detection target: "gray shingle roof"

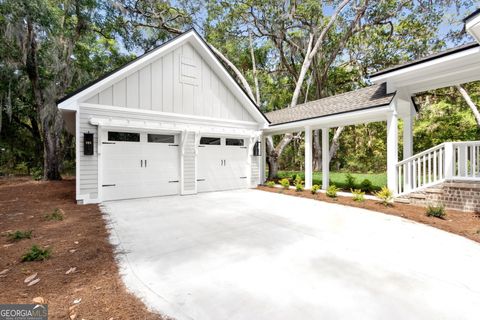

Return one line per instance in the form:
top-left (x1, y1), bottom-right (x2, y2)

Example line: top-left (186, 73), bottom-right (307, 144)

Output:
top-left (265, 83), bottom-right (395, 126)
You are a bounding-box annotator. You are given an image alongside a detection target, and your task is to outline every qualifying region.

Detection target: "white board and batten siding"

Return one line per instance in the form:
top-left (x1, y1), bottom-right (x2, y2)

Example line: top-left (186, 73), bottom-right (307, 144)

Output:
top-left (83, 42), bottom-right (254, 123)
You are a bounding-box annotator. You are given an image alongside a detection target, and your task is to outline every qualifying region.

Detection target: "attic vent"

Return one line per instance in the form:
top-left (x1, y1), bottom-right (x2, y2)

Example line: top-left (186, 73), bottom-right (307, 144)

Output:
top-left (180, 56), bottom-right (199, 86)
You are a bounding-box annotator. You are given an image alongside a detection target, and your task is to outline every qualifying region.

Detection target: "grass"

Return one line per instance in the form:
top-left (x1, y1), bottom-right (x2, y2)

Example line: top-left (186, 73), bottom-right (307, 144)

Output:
top-left (7, 230), bottom-right (32, 242)
top-left (21, 245), bottom-right (51, 262)
top-left (276, 171), bottom-right (386, 191)
top-left (44, 208), bottom-right (64, 221)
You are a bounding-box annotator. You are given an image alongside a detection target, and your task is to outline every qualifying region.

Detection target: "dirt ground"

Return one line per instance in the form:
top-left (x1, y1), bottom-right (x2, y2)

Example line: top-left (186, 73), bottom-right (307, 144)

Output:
top-left (0, 178), bottom-right (166, 320)
top-left (258, 186), bottom-right (480, 243)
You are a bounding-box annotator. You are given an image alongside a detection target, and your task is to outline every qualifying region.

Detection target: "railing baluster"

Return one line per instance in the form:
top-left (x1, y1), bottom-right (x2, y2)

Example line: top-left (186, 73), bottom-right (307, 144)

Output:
top-left (433, 150), bottom-right (437, 181)
top-left (428, 152), bottom-right (432, 183)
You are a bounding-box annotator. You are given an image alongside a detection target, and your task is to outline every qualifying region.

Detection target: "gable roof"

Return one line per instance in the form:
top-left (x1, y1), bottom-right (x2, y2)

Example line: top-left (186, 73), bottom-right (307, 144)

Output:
top-left (265, 83), bottom-right (395, 126)
top-left (369, 42), bottom-right (480, 78)
top-left (57, 29), bottom-right (269, 124)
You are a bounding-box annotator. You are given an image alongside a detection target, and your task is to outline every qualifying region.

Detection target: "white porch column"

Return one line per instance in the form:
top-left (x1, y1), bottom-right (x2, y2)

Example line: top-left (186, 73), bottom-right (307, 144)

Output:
top-left (260, 134), bottom-right (267, 184)
top-left (403, 114), bottom-right (414, 160)
top-left (387, 103), bottom-right (399, 193)
top-left (304, 126), bottom-right (312, 189)
top-left (322, 128), bottom-right (330, 190)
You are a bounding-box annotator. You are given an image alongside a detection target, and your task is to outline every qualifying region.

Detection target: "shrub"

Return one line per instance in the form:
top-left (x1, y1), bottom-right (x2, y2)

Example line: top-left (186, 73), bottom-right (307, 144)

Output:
top-left (351, 189), bottom-right (365, 202)
top-left (31, 167), bottom-right (43, 181)
top-left (311, 184), bottom-right (320, 194)
top-left (426, 205), bottom-right (446, 219)
top-left (360, 179), bottom-right (373, 193)
top-left (44, 208), bottom-right (64, 221)
top-left (295, 183), bottom-right (304, 192)
top-left (7, 230), bottom-right (32, 242)
top-left (344, 173), bottom-right (356, 190)
top-left (294, 174), bottom-right (303, 185)
top-left (375, 186), bottom-right (393, 206)
top-left (279, 178), bottom-right (290, 189)
top-left (21, 245), bottom-right (51, 262)
top-left (265, 181), bottom-right (275, 188)
top-left (326, 185), bottom-right (340, 198)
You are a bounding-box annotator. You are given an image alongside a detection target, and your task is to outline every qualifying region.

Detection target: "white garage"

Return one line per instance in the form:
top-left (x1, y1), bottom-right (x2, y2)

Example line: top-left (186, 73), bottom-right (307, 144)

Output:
top-left (57, 29), bottom-right (268, 204)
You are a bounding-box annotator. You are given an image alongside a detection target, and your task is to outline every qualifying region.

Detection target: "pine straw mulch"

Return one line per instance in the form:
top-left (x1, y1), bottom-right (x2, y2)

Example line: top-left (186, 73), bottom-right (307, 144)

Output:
top-left (0, 177), bottom-right (168, 320)
top-left (257, 185), bottom-right (480, 244)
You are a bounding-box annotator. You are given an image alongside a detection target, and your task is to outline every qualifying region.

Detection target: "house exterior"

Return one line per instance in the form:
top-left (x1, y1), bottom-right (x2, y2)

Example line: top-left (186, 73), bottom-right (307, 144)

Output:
top-left (59, 29), bottom-right (268, 204)
top-left (59, 10), bottom-right (480, 209)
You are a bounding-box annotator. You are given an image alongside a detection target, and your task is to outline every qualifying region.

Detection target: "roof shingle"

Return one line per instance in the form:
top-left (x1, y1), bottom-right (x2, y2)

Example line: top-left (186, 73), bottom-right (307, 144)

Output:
top-left (265, 83), bottom-right (395, 125)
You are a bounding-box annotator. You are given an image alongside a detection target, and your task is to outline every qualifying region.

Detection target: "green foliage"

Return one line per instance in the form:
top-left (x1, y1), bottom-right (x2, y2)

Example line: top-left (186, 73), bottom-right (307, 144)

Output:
top-left (360, 179), bottom-right (374, 193)
top-left (294, 174), bottom-right (303, 185)
top-left (279, 178), bottom-right (290, 189)
top-left (31, 168), bottom-right (43, 181)
top-left (265, 181), bottom-right (275, 188)
top-left (426, 204), bottom-right (446, 219)
top-left (21, 245), bottom-right (51, 262)
top-left (7, 230), bottom-right (32, 242)
top-left (311, 184), bottom-right (320, 194)
top-left (44, 208), bottom-right (64, 221)
top-left (326, 185), bottom-right (340, 198)
top-left (351, 189), bottom-right (365, 202)
top-left (295, 183), bottom-right (304, 192)
top-left (344, 173), bottom-right (356, 190)
top-left (375, 186), bottom-right (393, 206)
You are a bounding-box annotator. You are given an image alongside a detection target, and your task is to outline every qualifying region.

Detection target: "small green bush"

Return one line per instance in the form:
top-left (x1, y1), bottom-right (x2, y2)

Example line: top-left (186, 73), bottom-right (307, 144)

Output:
top-left (426, 205), bottom-right (446, 219)
top-left (294, 174), bottom-right (303, 185)
top-left (31, 167), bottom-right (43, 181)
top-left (44, 208), bottom-right (64, 221)
top-left (311, 184), bottom-right (320, 194)
top-left (265, 181), bottom-right (275, 188)
top-left (375, 186), bottom-right (393, 206)
top-left (344, 173), bottom-right (356, 190)
top-left (295, 183), bottom-right (304, 192)
top-left (326, 185), bottom-right (340, 198)
top-left (360, 179), bottom-right (373, 193)
top-left (279, 178), bottom-right (290, 189)
top-left (351, 189), bottom-right (365, 202)
top-left (21, 245), bottom-right (51, 262)
top-left (7, 230), bottom-right (32, 242)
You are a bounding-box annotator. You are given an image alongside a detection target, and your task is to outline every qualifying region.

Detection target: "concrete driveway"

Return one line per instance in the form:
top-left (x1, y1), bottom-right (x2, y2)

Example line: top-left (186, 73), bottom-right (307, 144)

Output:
top-left (101, 189), bottom-right (480, 320)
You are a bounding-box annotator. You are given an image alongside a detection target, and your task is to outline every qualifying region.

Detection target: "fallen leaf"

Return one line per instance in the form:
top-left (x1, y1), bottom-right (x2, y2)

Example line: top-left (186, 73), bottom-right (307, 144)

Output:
top-left (73, 298), bottom-right (81, 304)
top-left (74, 241), bottom-right (79, 245)
top-left (65, 267), bottom-right (76, 275)
top-left (73, 288), bottom-right (83, 293)
top-left (24, 273), bottom-right (38, 283)
top-left (0, 269), bottom-right (9, 275)
top-left (69, 313), bottom-right (77, 320)
top-left (27, 278), bottom-right (40, 286)
top-left (69, 249), bottom-right (76, 253)
top-left (32, 297), bottom-right (45, 304)
top-left (68, 305), bottom-right (78, 312)
top-left (3, 243), bottom-right (14, 248)
top-left (94, 286), bottom-right (101, 290)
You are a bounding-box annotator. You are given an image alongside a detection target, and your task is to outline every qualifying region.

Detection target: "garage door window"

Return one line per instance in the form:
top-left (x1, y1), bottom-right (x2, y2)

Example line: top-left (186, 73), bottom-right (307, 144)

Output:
top-left (200, 137), bottom-right (221, 145)
top-left (148, 134), bottom-right (175, 143)
top-left (108, 131), bottom-right (140, 142)
top-left (226, 138), bottom-right (244, 146)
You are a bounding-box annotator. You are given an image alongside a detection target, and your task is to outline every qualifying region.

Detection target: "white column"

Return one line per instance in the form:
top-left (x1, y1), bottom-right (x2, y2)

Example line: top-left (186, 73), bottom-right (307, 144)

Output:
top-left (387, 104), bottom-right (399, 193)
top-left (322, 128), bottom-right (330, 190)
top-left (444, 142), bottom-right (454, 180)
top-left (403, 114), bottom-right (414, 160)
top-left (304, 126), bottom-right (312, 189)
top-left (260, 134), bottom-right (267, 184)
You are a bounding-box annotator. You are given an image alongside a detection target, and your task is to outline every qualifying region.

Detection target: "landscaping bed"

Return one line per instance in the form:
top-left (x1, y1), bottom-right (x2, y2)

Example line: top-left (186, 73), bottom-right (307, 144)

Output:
top-left (0, 178), bottom-right (164, 319)
top-left (257, 185), bottom-right (480, 244)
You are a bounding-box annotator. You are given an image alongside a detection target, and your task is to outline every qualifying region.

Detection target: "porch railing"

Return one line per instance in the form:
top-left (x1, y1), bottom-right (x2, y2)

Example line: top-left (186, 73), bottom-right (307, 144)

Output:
top-left (396, 141), bottom-right (480, 195)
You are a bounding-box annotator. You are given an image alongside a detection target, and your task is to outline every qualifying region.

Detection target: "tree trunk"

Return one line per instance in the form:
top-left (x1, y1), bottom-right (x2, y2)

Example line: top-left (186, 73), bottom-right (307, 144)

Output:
top-left (313, 129), bottom-right (322, 170)
top-left (456, 84), bottom-right (480, 127)
top-left (329, 126), bottom-right (344, 161)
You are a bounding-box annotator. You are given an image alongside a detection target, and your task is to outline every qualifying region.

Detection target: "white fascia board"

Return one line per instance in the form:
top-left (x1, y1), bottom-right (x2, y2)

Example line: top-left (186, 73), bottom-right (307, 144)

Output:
top-left (466, 14), bottom-right (480, 43)
top-left (188, 32), bottom-right (268, 126)
top-left (370, 46), bottom-right (480, 86)
top-left (264, 105), bottom-right (391, 135)
top-left (80, 103), bottom-right (260, 129)
top-left (58, 31), bottom-right (193, 110)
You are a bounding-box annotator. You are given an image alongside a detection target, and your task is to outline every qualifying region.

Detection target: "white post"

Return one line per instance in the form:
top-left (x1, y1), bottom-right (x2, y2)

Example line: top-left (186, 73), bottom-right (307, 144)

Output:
top-left (444, 142), bottom-right (454, 180)
top-left (322, 128), bottom-right (330, 190)
top-left (304, 126), bottom-right (312, 189)
top-left (260, 135), bottom-right (267, 184)
top-left (403, 114), bottom-right (413, 160)
top-left (387, 103), bottom-right (399, 193)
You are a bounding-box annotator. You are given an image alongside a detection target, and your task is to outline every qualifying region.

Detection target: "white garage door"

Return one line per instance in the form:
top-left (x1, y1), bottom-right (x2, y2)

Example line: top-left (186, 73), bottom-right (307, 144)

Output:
top-left (102, 131), bottom-right (180, 201)
top-left (197, 136), bottom-right (248, 192)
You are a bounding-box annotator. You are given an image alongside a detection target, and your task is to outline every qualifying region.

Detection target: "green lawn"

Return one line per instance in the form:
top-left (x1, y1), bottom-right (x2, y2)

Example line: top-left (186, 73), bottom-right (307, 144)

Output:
top-left (275, 170), bottom-right (387, 191)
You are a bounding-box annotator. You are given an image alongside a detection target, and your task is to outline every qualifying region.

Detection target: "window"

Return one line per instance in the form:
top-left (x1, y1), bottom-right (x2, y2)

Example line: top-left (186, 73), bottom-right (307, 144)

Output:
top-left (253, 141), bottom-right (261, 156)
top-left (226, 138), bottom-right (244, 146)
top-left (108, 131), bottom-right (140, 142)
top-left (200, 137), bottom-right (221, 145)
top-left (148, 134), bottom-right (175, 143)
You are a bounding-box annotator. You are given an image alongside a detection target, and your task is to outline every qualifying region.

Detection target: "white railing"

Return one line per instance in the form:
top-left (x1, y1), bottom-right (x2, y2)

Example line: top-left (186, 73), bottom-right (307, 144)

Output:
top-left (396, 141), bottom-right (480, 195)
